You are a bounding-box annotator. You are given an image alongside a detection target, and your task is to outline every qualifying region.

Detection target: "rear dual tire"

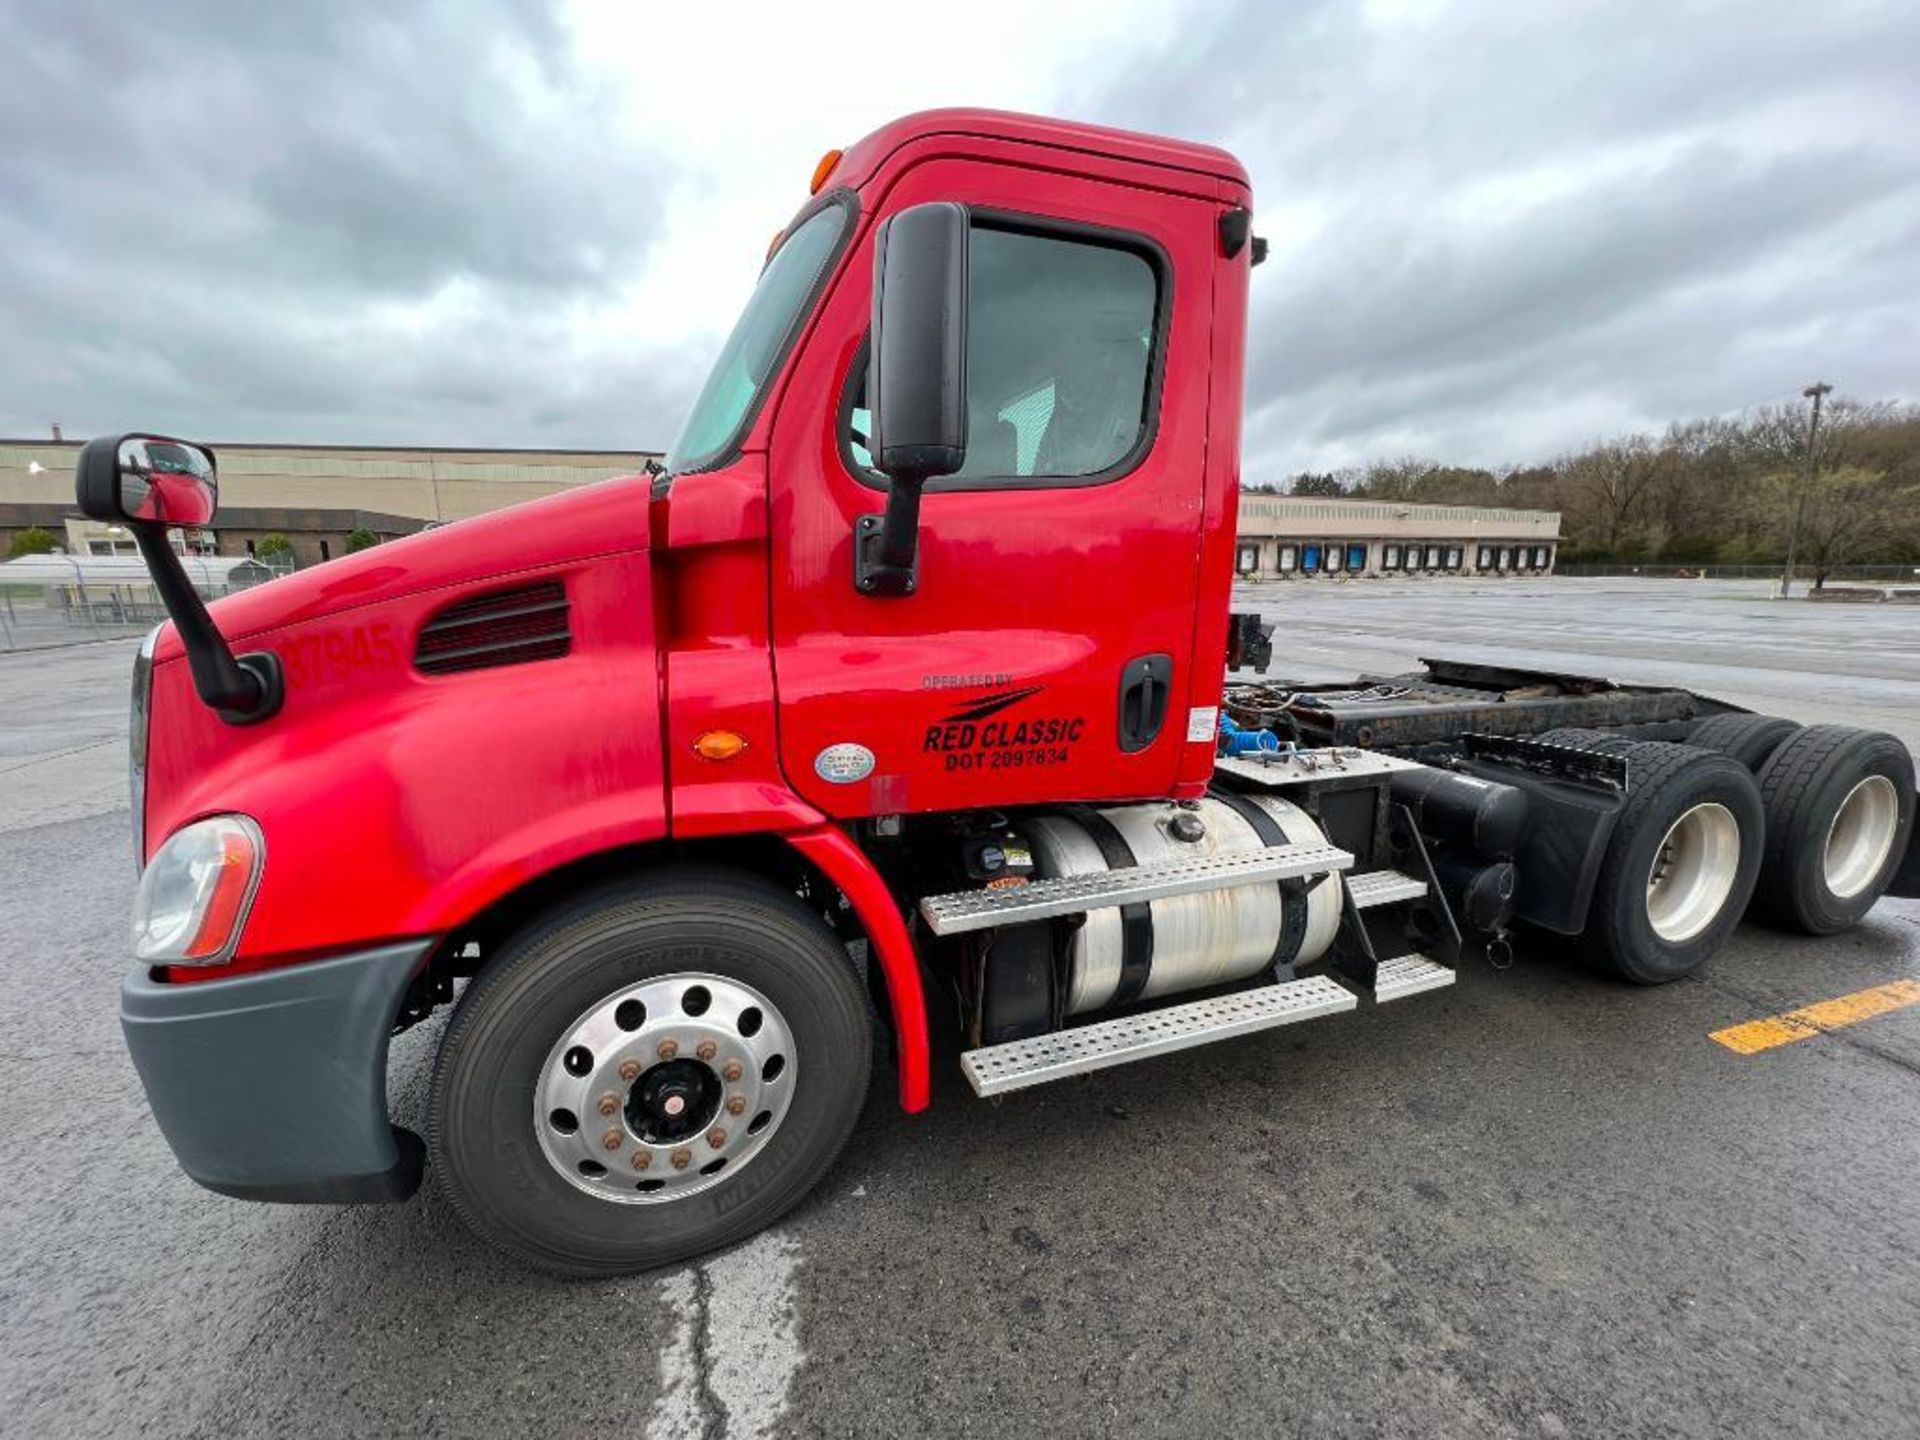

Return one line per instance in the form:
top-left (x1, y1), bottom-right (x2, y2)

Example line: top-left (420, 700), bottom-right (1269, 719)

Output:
top-left (1541, 721), bottom-right (1914, 963)
top-left (1753, 725), bottom-right (1915, 935)
top-left (1579, 741), bottom-right (1764, 984)
top-left (1686, 713), bottom-right (1801, 771)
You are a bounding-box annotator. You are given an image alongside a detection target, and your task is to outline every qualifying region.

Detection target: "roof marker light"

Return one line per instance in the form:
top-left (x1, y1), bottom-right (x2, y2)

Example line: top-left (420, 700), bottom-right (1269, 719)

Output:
top-left (810, 149), bottom-right (843, 195)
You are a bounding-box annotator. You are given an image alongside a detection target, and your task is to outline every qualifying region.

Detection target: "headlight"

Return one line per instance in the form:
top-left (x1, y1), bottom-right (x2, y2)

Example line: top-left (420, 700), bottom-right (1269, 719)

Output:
top-left (132, 815), bottom-right (265, 966)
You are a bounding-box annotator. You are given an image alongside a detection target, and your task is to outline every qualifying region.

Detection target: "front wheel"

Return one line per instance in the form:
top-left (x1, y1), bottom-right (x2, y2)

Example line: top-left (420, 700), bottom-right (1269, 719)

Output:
top-left (428, 869), bottom-right (872, 1276)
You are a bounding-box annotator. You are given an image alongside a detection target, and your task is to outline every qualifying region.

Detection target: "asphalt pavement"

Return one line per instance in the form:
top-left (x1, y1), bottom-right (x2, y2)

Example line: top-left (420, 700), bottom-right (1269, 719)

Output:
top-left (3, 578), bottom-right (1918, 1438)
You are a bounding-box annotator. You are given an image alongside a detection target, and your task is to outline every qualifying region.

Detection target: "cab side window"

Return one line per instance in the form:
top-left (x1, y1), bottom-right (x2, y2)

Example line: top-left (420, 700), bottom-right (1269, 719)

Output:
top-left (848, 221), bottom-right (1162, 486)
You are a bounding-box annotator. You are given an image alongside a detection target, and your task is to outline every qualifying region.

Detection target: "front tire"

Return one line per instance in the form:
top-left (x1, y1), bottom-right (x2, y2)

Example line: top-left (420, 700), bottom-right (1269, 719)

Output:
top-left (428, 869), bottom-right (872, 1277)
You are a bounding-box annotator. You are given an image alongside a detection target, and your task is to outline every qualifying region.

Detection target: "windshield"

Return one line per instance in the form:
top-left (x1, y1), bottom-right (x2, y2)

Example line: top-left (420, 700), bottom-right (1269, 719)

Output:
top-left (665, 201), bottom-right (850, 474)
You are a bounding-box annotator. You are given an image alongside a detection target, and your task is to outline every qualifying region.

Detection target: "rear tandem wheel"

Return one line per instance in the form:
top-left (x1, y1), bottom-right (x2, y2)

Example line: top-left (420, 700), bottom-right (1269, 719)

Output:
top-left (1753, 725), bottom-right (1915, 935)
top-left (1684, 713), bottom-right (1801, 772)
top-left (1575, 740), bottom-right (1764, 983)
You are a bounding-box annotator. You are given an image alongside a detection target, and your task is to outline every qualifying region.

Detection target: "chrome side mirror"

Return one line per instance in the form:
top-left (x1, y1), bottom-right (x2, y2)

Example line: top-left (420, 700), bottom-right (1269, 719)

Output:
top-left (76, 434), bottom-right (219, 528)
top-left (72, 433), bottom-right (279, 725)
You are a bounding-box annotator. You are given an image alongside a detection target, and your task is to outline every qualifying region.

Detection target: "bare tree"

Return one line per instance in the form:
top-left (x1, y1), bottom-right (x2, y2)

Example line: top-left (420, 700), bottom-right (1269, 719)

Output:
top-left (1766, 465), bottom-right (1919, 588)
top-left (1289, 472), bottom-right (1345, 496)
top-left (1560, 435), bottom-right (1664, 552)
top-left (1277, 397), bottom-right (1920, 569)
top-left (1356, 457), bottom-right (1434, 501)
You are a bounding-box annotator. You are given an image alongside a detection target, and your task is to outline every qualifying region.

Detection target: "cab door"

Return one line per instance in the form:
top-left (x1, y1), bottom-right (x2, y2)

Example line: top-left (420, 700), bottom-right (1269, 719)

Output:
top-left (768, 158), bottom-right (1219, 819)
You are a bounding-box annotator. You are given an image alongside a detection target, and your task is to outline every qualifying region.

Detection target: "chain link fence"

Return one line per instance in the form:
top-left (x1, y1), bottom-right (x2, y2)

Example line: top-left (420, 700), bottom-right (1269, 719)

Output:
top-left (1556, 562), bottom-right (1920, 583)
top-left (0, 554), bottom-right (281, 652)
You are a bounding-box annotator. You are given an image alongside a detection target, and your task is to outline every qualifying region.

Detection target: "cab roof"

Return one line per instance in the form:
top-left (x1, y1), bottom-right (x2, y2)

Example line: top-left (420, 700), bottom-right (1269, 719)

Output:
top-left (832, 108), bottom-right (1250, 195)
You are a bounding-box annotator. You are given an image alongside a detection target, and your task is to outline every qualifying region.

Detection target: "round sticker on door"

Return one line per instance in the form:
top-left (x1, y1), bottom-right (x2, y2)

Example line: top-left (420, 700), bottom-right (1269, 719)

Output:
top-left (814, 742), bottom-right (876, 784)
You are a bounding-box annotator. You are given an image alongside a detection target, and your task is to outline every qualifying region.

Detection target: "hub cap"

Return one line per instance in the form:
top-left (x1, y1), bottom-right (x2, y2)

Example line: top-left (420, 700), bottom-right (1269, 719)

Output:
top-left (1825, 775), bottom-right (1900, 900)
top-left (1645, 802), bottom-right (1741, 943)
top-left (534, 973), bottom-right (795, 1205)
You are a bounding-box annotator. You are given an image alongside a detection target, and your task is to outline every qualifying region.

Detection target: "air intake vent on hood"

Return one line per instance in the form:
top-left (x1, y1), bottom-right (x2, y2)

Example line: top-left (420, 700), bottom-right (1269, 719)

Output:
top-left (415, 580), bottom-right (570, 676)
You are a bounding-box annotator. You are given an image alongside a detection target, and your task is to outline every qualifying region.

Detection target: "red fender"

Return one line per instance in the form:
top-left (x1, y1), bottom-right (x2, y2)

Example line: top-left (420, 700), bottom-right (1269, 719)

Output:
top-left (784, 825), bottom-right (931, 1113)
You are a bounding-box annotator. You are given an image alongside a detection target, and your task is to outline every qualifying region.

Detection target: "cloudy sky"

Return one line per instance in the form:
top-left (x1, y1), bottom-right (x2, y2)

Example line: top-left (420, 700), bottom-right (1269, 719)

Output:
top-left (4, 0), bottom-right (1915, 477)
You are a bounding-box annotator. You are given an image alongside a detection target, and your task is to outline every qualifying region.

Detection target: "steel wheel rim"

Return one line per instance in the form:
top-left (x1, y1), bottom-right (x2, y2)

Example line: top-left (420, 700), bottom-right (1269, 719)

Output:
top-left (534, 972), bottom-right (795, 1205)
top-left (1824, 776), bottom-right (1900, 900)
top-left (1645, 802), bottom-right (1741, 943)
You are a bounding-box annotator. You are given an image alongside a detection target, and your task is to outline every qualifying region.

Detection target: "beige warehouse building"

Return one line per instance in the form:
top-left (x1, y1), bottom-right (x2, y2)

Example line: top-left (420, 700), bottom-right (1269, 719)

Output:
top-left (5, 439), bottom-right (1558, 577)
top-left (1235, 494), bottom-right (1561, 579)
top-left (1, 439), bottom-right (657, 568)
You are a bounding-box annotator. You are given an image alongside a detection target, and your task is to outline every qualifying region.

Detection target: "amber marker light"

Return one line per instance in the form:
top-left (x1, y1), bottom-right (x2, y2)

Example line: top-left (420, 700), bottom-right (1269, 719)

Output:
top-left (810, 148), bottom-right (843, 194)
top-left (693, 730), bottom-right (749, 761)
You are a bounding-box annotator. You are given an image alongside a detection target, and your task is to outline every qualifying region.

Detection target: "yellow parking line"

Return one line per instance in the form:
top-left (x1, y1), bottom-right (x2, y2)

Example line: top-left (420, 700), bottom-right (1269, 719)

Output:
top-left (1711, 979), bottom-right (1920, 1055)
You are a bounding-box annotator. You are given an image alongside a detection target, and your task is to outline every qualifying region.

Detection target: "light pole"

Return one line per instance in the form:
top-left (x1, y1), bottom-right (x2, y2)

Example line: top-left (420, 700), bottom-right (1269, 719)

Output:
top-left (1779, 381), bottom-right (1831, 599)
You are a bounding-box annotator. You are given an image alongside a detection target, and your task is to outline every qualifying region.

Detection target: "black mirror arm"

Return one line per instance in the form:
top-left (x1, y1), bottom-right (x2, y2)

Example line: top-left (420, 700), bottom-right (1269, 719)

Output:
top-left (132, 528), bottom-right (283, 724)
top-left (876, 472), bottom-right (927, 573)
top-left (854, 473), bottom-right (926, 597)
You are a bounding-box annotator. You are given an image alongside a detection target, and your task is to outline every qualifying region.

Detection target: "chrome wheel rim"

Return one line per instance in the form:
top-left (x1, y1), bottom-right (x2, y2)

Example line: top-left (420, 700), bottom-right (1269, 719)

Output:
top-left (534, 973), bottom-right (795, 1205)
top-left (1645, 802), bottom-right (1741, 943)
top-left (1824, 776), bottom-right (1900, 900)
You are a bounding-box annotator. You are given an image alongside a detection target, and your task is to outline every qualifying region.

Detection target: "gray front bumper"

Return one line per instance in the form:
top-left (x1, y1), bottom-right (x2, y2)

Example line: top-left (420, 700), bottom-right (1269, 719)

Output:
top-left (121, 940), bottom-right (432, 1203)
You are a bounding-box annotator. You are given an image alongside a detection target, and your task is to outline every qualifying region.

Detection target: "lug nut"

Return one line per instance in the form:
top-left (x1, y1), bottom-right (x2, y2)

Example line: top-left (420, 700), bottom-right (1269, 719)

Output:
top-left (696, 1039), bottom-right (718, 1062)
top-left (670, 1148), bottom-right (692, 1170)
top-left (706, 1128), bottom-right (728, 1148)
top-left (631, 1150), bottom-right (652, 1171)
top-left (618, 1059), bottom-right (642, 1082)
top-left (721, 1060), bottom-right (744, 1083)
top-left (597, 1092), bottom-right (621, 1117)
top-left (601, 1128), bottom-right (624, 1152)
top-left (726, 1094), bottom-right (747, 1116)
top-left (657, 1039), bottom-right (679, 1061)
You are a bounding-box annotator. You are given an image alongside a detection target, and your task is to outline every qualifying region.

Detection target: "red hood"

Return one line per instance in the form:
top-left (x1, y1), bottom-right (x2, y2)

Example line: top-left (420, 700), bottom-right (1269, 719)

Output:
top-left (155, 472), bottom-right (650, 662)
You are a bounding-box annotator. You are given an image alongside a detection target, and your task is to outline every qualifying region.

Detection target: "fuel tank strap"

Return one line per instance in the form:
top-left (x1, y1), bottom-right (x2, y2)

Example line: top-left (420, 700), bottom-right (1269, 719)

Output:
top-left (1210, 790), bottom-right (1309, 973)
top-left (1067, 808), bottom-right (1154, 1005)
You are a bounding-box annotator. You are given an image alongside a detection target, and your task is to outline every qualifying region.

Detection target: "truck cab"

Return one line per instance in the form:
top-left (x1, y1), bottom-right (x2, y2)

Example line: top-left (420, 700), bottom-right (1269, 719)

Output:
top-left (85, 110), bottom-right (1918, 1277)
top-left (656, 111), bottom-right (1249, 834)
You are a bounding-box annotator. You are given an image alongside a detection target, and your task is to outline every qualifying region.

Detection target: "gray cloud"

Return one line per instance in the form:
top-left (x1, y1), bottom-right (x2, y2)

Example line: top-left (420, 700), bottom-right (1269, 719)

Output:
top-left (3, 0), bottom-right (1915, 474)
top-left (0, 0), bottom-right (683, 447)
top-left (1076, 0), bottom-right (1920, 474)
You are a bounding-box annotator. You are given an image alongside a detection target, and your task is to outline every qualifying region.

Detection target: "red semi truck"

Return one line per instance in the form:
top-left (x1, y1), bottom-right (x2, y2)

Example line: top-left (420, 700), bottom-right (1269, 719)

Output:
top-left (83, 110), bottom-right (1918, 1276)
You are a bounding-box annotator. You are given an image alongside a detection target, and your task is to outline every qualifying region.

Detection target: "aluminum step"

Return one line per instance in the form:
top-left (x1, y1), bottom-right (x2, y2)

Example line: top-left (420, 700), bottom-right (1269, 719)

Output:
top-left (960, 974), bottom-right (1358, 1097)
top-left (1343, 869), bottom-right (1428, 909)
top-left (1372, 954), bottom-right (1456, 1002)
top-left (918, 842), bottom-right (1354, 937)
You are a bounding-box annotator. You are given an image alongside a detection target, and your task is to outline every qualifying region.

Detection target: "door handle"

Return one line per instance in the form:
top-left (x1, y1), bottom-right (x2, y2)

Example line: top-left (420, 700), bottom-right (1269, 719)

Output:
top-left (1117, 653), bottom-right (1173, 753)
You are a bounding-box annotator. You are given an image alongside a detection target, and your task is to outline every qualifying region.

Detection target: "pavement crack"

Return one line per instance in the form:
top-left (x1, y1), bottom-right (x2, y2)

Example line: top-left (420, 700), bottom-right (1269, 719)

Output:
top-left (691, 1263), bottom-right (729, 1440)
top-left (1807, 1021), bottom-right (1920, 1081)
top-left (0, 738), bottom-right (120, 775)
